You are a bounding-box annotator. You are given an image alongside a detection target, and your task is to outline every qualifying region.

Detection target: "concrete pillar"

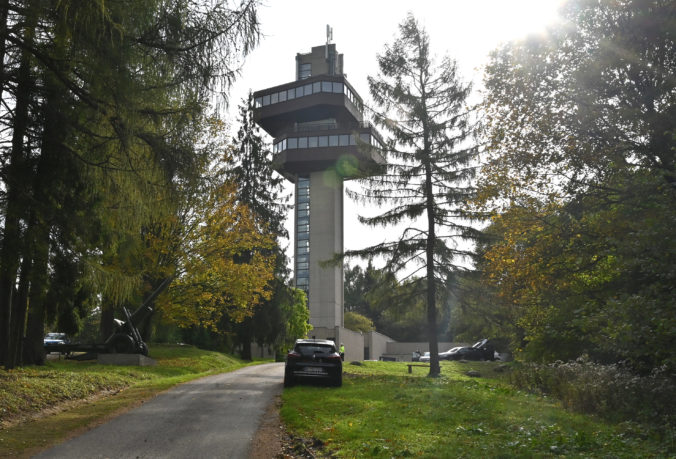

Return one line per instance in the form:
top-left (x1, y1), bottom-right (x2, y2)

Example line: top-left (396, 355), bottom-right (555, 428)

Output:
top-left (308, 170), bottom-right (343, 328)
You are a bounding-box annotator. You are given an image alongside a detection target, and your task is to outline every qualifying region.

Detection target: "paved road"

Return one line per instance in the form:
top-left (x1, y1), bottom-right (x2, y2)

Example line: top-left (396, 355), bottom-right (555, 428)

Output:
top-left (35, 362), bottom-right (284, 459)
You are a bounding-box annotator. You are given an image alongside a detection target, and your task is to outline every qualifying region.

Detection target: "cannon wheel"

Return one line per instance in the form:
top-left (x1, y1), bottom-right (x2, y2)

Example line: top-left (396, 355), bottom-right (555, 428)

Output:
top-left (109, 333), bottom-right (135, 354)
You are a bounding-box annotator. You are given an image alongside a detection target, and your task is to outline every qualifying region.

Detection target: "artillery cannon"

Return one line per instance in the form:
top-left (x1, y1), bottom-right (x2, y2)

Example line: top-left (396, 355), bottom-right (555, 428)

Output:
top-left (45, 277), bottom-right (173, 359)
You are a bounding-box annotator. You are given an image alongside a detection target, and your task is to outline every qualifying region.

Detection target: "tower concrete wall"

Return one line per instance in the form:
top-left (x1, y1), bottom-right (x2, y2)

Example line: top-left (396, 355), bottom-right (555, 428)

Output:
top-left (308, 170), bottom-right (343, 328)
top-left (365, 331), bottom-right (395, 361)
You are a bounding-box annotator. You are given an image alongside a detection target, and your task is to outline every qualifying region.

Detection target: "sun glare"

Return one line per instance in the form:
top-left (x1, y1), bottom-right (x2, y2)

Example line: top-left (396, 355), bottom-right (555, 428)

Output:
top-left (488, 0), bottom-right (565, 42)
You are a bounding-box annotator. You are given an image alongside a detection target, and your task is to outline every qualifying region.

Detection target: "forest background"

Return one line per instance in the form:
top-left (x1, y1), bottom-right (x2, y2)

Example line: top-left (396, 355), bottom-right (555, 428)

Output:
top-left (0, 0), bottom-right (673, 393)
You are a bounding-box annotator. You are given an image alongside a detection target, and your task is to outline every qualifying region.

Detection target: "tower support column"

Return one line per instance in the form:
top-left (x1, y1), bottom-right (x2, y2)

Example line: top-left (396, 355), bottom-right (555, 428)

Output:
top-left (308, 170), bottom-right (343, 328)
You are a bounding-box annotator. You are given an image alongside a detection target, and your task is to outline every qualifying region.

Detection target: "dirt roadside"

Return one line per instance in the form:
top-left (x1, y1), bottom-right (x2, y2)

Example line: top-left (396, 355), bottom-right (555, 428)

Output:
top-left (249, 395), bottom-right (284, 458)
top-left (249, 395), bottom-right (324, 459)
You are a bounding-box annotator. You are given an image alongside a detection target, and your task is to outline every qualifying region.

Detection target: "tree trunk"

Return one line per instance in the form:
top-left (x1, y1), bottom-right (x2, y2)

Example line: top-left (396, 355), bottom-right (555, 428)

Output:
top-left (422, 88), bottom-right (440, 377)
top-left (22, 197), bottom-right (50, 366)
top-left (239, 318), bottom-right (254, 360)
top-left (23, 233), bottom-right (48, 366)
top-left (21, 29), bottom-right (71, 365)
top-left (241, 340), bottom-right (252, 361)
top-left (100, 302), bottom-right (115, 341)
top-left (425, 157), bottom-right (440, 377)
top-left (0, 9), bottom-right (36, 367)
top-left (140, 309), bottom-right (154, 342)
top-left (7, 254), bottom-right (31, 368)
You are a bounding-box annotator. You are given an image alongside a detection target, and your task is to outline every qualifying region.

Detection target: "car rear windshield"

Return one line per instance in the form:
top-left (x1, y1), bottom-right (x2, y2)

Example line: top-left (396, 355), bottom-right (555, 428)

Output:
top-left (295, 344), bottom-right (335, 355)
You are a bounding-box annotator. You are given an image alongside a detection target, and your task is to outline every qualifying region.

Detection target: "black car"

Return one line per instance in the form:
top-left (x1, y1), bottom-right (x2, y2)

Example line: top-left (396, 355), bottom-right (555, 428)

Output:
top-left (284, 339), bottom-right (342, 387)
top-left (440, 339), bottom-right (496, 361)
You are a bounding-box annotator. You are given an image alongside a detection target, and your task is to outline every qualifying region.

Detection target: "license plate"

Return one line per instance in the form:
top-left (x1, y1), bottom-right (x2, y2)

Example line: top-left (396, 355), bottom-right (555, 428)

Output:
top-left (303, 367), bottom-right (325, 374)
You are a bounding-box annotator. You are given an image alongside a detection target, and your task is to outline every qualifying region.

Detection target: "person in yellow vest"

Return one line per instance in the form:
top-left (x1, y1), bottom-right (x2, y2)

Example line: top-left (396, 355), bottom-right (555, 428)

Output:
top-left (339, 343), bottom-right (345, 361)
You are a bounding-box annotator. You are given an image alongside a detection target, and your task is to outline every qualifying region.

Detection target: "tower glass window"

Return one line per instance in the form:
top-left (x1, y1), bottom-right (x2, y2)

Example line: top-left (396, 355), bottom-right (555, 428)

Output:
top-left (254, 79), bottom-right (365, 118)
top-left (296, 177), bottom-right (311, 292)
top-left (299, 63), bottom-right (311, 80)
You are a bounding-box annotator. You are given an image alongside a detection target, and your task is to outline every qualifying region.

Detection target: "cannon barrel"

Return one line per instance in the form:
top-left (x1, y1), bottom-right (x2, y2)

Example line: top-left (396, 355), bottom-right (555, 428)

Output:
top-left (129, 276), bottom-right (174, 325)
top-left (56, 276), bottom-right (175, 359)
top-left (105, 276), bottom-right (174, 354)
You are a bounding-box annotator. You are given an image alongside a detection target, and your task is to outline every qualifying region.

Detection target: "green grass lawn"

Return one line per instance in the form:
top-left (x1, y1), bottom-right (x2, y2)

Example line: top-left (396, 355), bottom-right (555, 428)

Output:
top-left (0, 344), bottom-right (261, 457)
top-left (2, 352), bottom-right (672, 458)
top-left (281, 361), bottom-right (672, 458)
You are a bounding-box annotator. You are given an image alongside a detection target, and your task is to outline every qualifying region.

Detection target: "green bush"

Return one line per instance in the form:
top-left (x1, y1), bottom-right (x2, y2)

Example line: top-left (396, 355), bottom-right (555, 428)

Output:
top-left (509, 357), bottom-right (675, 429)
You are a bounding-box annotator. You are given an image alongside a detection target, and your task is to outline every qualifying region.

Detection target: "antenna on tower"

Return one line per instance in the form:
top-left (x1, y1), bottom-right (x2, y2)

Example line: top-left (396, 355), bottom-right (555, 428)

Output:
top-left (325, 24), bottom-right (333, 59)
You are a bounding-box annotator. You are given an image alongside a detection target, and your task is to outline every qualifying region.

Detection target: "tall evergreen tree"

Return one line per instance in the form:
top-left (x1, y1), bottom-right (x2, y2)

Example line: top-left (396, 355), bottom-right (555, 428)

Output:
top-left (226, 94), bottom-right (301, 359)
top-left (0, 0), bottom-right (261, 368)
top-left (347, 15), bottom-right (482, 376)
top-left (227, 93), bottom-right (289, 241)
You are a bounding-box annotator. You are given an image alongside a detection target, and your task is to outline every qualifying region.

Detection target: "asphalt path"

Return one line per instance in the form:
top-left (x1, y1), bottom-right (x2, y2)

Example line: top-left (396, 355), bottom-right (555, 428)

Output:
top-left (35, 362), bottom-right (284, 459)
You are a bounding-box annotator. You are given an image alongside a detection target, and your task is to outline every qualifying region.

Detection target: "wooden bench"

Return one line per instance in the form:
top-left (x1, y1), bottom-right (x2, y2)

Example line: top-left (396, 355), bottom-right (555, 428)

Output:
top-left (407, 364), bottom-right (430, 373)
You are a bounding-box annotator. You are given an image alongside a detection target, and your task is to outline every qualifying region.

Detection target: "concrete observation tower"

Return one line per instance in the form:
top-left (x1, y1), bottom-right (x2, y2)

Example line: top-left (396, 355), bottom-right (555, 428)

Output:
top-left (253, 36), bottom-right (385, 355)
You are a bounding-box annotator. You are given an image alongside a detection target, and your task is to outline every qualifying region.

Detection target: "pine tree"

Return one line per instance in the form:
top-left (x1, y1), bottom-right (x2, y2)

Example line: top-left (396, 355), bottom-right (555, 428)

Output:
top-left (347, 15), bottom-right (482, 376)
top-left (226, 94), bottom-right (298, 359)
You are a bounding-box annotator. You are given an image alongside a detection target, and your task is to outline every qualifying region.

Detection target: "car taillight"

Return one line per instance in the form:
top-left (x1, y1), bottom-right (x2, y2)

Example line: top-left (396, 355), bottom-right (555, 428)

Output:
top-left (326, 353), bottom-right (342, 361)
top-left (287, 350), bottom-right (300, 360)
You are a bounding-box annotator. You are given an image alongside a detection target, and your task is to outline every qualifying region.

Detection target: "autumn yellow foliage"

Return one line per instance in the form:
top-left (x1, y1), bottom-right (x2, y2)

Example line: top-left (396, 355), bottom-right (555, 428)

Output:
top-left (153, 182), bottom-right (275, 330)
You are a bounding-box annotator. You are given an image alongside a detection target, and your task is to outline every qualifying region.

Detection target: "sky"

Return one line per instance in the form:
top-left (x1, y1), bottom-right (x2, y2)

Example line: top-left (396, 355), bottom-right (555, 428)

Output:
top-left (226, 0), bottom-right (566, 268)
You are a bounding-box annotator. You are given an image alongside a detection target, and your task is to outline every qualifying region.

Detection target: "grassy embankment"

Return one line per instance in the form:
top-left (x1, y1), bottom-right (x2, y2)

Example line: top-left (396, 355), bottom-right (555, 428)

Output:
top-left (0, 344), bottom-right (260, 457)
top-left (282, 361), bottom-right (673, 458)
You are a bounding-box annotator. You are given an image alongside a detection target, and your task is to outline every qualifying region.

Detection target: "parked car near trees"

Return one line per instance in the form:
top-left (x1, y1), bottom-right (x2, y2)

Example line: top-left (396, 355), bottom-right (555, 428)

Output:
top-left (43, 333), bottom-right (69, 354)
top-left (284, 339), bottom-right (343, 387)
top-left (438, 347), bottom-right (463, 360)
top-left (418, 340), bottom-right (497, 363)
top-left (441, 339), bottom-right (496, 361)
top-left (43, 332), bottom-right (67, 346)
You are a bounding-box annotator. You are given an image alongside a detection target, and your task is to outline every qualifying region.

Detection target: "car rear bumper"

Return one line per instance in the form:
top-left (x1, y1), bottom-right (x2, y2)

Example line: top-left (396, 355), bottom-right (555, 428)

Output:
top-left (288, 364), bottom-right (340, 378)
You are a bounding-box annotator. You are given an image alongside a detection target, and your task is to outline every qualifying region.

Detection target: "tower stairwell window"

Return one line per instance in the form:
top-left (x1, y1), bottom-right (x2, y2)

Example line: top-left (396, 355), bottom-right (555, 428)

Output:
top-left (296, 177), bottom-right (311, 293)
top-left (299, 63), bottom-right (311, 80)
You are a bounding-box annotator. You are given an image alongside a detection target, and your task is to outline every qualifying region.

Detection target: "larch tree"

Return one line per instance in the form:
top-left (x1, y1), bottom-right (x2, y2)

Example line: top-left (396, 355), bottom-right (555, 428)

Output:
top-left (347, 15), bottom-right (482, 376)
top-left (0, 0), bottom-right (261, 368)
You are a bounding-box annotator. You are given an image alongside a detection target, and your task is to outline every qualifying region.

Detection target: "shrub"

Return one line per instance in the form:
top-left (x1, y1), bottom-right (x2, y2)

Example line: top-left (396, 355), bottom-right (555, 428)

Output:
top-left (509, 357), bottom-right (676, 429)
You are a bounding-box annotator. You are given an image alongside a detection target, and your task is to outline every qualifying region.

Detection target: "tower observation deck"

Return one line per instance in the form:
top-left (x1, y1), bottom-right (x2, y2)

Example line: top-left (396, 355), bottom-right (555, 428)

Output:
top-left (253, 42), bottom-right (385, 333)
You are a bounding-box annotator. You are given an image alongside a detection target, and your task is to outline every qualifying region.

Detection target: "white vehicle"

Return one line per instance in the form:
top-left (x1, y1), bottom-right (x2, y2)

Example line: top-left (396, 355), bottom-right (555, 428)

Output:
top-left (44, 332), bottom-right (67, 346)
top-left (418, 352), bottom-right (431, 362)
top-left (44, 332), bottom-right (68, 354)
